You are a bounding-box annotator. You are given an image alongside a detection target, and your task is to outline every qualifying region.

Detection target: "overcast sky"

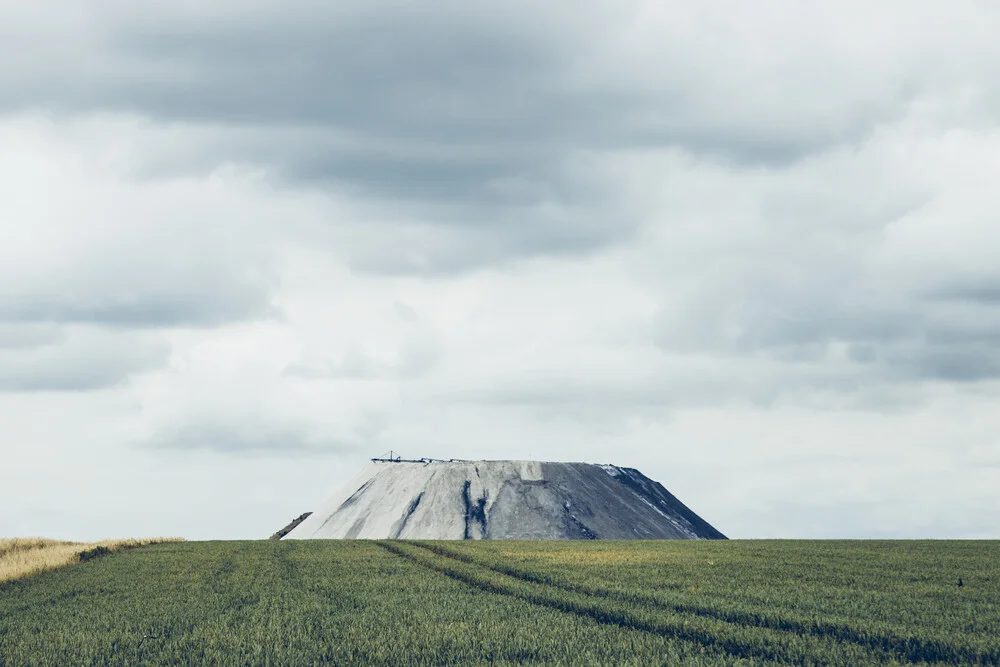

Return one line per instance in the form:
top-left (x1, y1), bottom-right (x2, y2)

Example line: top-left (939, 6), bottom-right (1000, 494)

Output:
top-left (2, 1), bottom-right (999, 540)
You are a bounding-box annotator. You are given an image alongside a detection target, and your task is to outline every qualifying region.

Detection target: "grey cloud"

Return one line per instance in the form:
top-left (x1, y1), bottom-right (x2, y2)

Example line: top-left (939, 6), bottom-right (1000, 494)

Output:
top-left (0, 285), bottom-right (275, 328)
top-left (0, 328), bottom-right (168, 392)
top-left (101, 8), bottom-right (559, 135)
top-left (765, 301), bottom-right (1000, 384)
top-left (658, 285), bottom-right (1000, 387)
top-left (925, 282), bottom-right (1000, 305)
top-left (0, 324), bottom-right (65, 349)
top-left (62, 3), bottom-right (916, 162)
top-left (459, 280), bottom-right (1000, 423)
top-left (644, 170), bottom-right (1000, 389)
top-left (142, 415), bottom-right (382, 455)
top-left (340, 210), bottom-right (631, 275)
top-left (144, 421), bottom-right (322, 453)
top-left (882, 343), bottom-right (1000, 383)
top-left (3, 1), bottom-right (965, 272)
top-left (0, 223), bottom-right (280, 328)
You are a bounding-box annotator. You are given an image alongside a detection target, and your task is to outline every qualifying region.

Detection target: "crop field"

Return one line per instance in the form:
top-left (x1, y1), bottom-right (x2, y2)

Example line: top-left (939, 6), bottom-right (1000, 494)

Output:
top-left (0, 540), bottom-right (997, 665)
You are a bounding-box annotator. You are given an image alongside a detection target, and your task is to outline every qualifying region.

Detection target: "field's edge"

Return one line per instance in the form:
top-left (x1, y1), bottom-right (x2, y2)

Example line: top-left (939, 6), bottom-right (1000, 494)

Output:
top-left (0, 537), bottom-right (184, 584)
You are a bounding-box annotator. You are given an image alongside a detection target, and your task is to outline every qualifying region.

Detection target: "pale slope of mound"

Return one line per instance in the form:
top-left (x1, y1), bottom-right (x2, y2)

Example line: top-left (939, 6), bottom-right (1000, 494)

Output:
top-left (284, 460), bottom-right (726, 540)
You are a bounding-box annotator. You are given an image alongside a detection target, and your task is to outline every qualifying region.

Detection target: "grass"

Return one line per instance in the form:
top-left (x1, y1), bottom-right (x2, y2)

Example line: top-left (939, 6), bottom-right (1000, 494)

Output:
top-left (0, 540), bottom-right (997, 665)
top-left (0, 537), bottom-right (183, 584)
top-left (418, 540), bottom-right (1000, 664)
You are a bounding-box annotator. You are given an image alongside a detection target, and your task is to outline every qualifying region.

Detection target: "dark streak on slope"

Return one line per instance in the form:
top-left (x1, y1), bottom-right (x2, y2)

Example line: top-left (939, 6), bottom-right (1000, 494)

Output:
top-left (565, 510), bottom-right (598, 540)
top-left (344, 517), bottom-right (367, 539)
top-left (472, 468), bottom-right (488, 538)
top-left (472, 496), bottom-right (488, 538)
top-left (314, 479), bottom-right (375, 535)
top-left (338, 479), bottom-right (374, 511)
top-left (391, 492), bottom-right (425, 539)
top-left (462, 481), bottom-right (472, 540)
top-left (462, 481), bottom-right (489, 540)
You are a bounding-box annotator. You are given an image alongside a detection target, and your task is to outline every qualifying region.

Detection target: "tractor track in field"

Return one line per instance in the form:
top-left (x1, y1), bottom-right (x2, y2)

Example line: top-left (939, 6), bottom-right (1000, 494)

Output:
top-left (378, 541), bottom-right (887, 666)
top-left (407, 542), bottom-right (996, 666)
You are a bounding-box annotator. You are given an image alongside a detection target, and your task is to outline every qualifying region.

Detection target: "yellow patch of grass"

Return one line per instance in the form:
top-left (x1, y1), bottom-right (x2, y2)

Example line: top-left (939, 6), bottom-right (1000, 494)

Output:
top-left (0, 537), bottom-right (183, 584)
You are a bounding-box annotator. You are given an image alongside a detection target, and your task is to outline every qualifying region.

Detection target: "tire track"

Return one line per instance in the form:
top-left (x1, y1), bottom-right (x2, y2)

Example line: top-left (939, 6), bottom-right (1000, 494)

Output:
top-left (379, 541), bottom-right (883, 665)
top-left (411, 542), bottom-right (995, 666)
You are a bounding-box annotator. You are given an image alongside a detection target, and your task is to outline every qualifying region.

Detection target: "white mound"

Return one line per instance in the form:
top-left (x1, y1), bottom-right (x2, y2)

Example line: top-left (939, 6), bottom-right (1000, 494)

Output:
top-left (283, 460), bottom-right (726, 540)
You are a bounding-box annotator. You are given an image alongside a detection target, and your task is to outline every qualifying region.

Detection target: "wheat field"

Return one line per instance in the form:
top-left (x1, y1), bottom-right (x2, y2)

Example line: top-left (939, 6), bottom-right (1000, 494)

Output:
top-left (3, 540), bottom-right (998, 665)
top-left (0, 537), bottom-right (183, 583)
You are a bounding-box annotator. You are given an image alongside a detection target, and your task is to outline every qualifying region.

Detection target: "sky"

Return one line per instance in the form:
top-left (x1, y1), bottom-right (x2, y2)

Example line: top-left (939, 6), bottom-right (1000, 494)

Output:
top-left (2, 1), bottom-right (999, 541)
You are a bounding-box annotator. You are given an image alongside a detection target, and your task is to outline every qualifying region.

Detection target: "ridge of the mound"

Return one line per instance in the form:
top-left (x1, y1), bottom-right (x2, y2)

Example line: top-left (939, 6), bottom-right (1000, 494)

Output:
top-left (281, 460), bottom-right (725, 541)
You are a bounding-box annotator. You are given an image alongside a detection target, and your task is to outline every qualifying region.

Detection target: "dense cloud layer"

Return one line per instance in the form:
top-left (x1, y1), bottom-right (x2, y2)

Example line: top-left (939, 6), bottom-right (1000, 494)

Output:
top-left (6, 0), bottom-right (997, 273)
top-left (1, 1), bottom-right (998, 539)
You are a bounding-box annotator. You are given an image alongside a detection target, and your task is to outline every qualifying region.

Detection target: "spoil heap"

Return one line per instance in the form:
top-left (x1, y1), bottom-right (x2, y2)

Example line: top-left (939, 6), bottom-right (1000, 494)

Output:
top-left (281, 459), bottom-right (725, 540)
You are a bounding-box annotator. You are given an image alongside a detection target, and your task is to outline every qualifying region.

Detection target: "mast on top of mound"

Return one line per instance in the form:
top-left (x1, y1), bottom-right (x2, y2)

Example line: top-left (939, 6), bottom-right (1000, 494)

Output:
top-left (371, 451), bottom-right (458, 464)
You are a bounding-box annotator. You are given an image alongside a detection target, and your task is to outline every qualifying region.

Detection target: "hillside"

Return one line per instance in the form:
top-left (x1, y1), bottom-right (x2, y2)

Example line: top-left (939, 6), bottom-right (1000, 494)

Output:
top-left (284, 459), bottom-right (725, 540)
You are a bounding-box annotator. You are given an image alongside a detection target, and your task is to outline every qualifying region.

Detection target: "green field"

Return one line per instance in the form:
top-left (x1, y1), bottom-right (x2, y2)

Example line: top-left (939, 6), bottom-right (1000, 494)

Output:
top-left (1, 540), bottom-right (997, 665)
